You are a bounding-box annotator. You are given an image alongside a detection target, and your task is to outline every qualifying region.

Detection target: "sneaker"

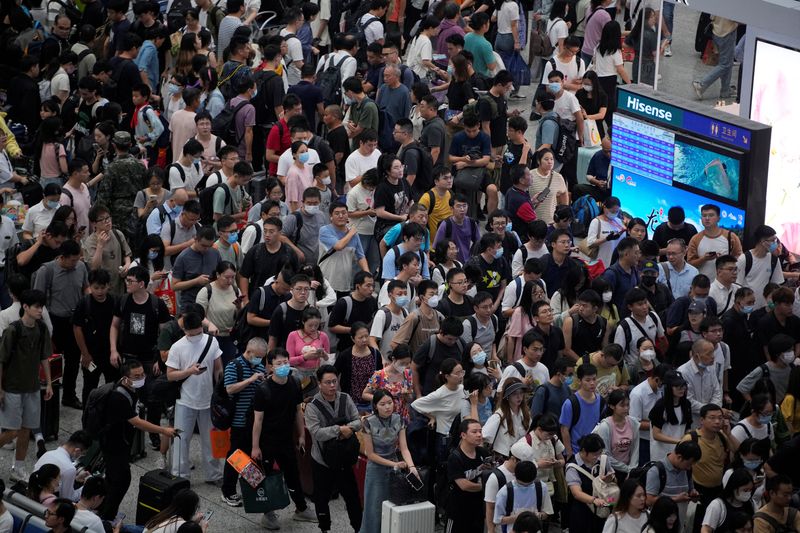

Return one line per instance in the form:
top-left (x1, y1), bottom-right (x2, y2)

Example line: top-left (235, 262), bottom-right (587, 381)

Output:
top-left (2, 440), bottom-right (15, 451)
top-left (293, 508), bottom-right (318, 522)
top-left (664, 43), bottom-right (672, 57)
top-left (260, 511), bottom-right (280, 530)
top-left (509, 93), bottom-right (527, 100)
top-left (10, 467), bottom-right (29, 483)
top-left (221, 493), bottom-right (242, 507)
top-left (692, 81), bottom-right (704, 99)
top-left (36, 440), bottom-right (47, 459)
top-left (160, 453), bottom-right (169, 470)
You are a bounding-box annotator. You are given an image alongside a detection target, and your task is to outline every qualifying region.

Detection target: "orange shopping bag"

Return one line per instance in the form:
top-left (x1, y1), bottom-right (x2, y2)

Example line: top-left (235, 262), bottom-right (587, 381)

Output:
top-left (210, 428), bottom-right (230, 459)
top-left (155, 277), bottom-right (177, 316)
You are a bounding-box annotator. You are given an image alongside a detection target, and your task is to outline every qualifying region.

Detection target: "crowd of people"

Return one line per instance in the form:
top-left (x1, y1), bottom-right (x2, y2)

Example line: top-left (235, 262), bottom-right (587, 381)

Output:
top-left (0, 0), bottom-right (791, 532)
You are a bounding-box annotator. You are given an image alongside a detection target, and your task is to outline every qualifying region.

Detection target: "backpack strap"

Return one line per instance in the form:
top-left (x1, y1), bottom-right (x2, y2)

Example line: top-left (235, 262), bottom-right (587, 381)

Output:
top-left (344, 296), bottom-right (353, 324)
top-left (535, 480), bottom-right (543, 512)
top-left (659, 262), bottom-right (672, 291)
top-left (504, 479), bottom-right (515, 517)
top-left (754, 511), bottom-right (794, 533)
top-left (425, 190), bottom-right (435, 214)
top-left (733, 423), bottom-right (753, 439)
top-left (569, 394), bottom-right (581, 429)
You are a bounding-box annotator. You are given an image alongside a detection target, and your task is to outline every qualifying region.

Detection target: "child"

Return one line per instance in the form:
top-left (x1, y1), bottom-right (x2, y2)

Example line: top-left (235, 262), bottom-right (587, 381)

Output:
top-left (312, 163), bottom-right (333, 222)
top-left (131, 84), bottom-right (165, 167)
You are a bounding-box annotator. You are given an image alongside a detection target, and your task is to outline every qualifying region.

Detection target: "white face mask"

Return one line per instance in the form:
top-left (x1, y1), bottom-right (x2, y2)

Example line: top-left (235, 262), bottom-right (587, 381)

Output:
top-left (782, 351), bottom-right (796, 364)
top-left (131, 378), bottom-right (146, 389)
top-left (735, 490), bottom-right (752, 503)
top-left (602, 291), bottom-right (613, 303)
top-left (304, 205), bottom-right (319, 215)
top-left (640, 349), bottom-right (657, 361)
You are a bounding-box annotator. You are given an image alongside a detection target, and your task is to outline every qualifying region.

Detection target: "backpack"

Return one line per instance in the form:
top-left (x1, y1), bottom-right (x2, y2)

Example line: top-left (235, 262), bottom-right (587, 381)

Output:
top-left (567, 392), bottom-right (606, 429)
top-left (5, 239), bottom-right (34, 282)
top-left (376, 305), bottom-right (408, 336)
top-left (402, 143), bottom-right (434, 194)
top-left (167, 162), bottom-right (201, 193)
top-left (234, 286), bottom-right (267, 346)
top-left (462, 94), bottom-right (498, 124)
top-left (566, 454), bottom-right (620, 518)
top-left (141, 105), bottom-right (171, 149)
top-left (502, 479), bottom-right (543, 518)
top-left (529, 18), bottom-right (558, 58)
top-left (211, 100), bottom-right (250, 146)
top-left (353, 15), bottom-right (381, 58)
top-left (572, 196), bottom-right (600, 233)
top-left (628, 460), bottom-right (667, 494)
top-left (466, 315), bottom-right (498, 344)
top-left (444, 218), bottom-right (480, 245)
top-left (82, 381), bottom-right (132, 440)
top-left (316, 54), bottom-right (350, 106)
top-left (210, 358), bottom-right (244, 430)
top-left (615, 311), bottom-right (660, 359)
top-left (754, 509), bottom-right (798, 533)
top-left (541, 115), bottom-right (577, 163)
top-left (744, 250), bottom-right (779, 280)
top-left (312, 395), bottom-right (360, 469)
top-left (166, 0), bottom-right (191, 32)
top-left (198, 182), bottom-right (233, 226)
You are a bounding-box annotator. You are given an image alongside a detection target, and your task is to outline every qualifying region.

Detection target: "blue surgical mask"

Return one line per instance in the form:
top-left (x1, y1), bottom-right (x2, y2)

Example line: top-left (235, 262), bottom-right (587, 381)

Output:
top-left (193, 158), bottom-right (202, 166)
top-left (547, 82), bottom-right (561, 94)
top-left (505, 222), bottom-right (513, 232)
top-left (227, 232), bottom-right (238, 244)
top-left (564, 375), bottom-right (574, 386)
top-left (147, 250), bottom-right (159, 260)
top-left (167, 83), bottom-right (180, 94)
top-left (395, 295), bottom-right (410, 307)
top-left (298, 152), bottom-right (310, 164)
top-left (768, 241), bottom-right (779, 253)
top-left (274, 364), bottom-right (291, 378)
top-left (743, 460), bottom-right (761, 470)
top-left (172, 205), bottom-right (183, 216)
top-left (742, 305), bottom-right (754, 315)
top-left (697, 361), bottom-right (709, 370)
top-left (758, 414), bottom-right (772, 425)
top-left (472, 351), bottom-right (487, 366)
top-left (427, 295), bottom-right (440, 308)
top-left (693, 296), bottom-right (707, 305)
top-left (46, 200), bottom-right (60, 209)
top-left (344, 95), bottom-right (355, 105)
top-left (768, 301), bottom-right (776, 310)
top-left (494, 247), bottom-right (504, 259)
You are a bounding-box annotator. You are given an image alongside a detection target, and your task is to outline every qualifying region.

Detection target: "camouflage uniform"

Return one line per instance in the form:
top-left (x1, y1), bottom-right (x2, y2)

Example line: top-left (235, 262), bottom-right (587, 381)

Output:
top-left (97, 153), bottom-right (146, 241)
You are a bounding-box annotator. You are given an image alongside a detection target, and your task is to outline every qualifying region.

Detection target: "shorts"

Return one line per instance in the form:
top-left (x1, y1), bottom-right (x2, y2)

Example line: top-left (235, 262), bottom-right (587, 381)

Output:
top-left (0, 391), bottom-right (40, 430)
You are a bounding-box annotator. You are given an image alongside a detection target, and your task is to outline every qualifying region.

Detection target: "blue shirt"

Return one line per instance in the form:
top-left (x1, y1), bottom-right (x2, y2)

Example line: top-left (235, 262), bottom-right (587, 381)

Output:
top-left (224, 356), bottom-right (266, 428)
top-left (134, 40), bottom-right (159, 90)
top-left (381, 242), bottom-right (430, 280)
top-left (559, 392), bottom-right (604, 454)
top-left (319, 224), bottom-right (366, 259)
top-left (601, 263), bottom-right (640, 318)
top-left (146, 203), bottom-right (179, 236)
top-left (172, 247), bottom-right (221, 311)
top-left (494, 481), bottom-right (550, 532)
top-left (535, 111), bottom-right (560, 149)
top-left (381, 222), bottom-right (431, 252)
top-left (658, 261), bottom-right (699, 301)
top-left (586, 149), bottom-right (611, 182)
top-left (449, 130), bottom-right (492, 159)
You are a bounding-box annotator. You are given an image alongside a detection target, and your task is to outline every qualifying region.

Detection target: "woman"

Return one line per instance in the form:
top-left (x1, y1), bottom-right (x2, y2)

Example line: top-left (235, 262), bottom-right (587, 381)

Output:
top-left (642, 496), bottom-right (680, 533)
top-left (285, 140), bottom-right (314, 211)
top-left (565, 433), bottom-right (616, 533)
top-left (27, 464), bottom-right (60, 507)
top-left (183, 8), bottom-right (203, 36)
top-left (593, 389), bottom-right (640, 480)
top-left (445, 54), bottom-right (475, 125)
top-left (144, 489), bottom-right (203, 533)
top-left (594, 21), bottom-right (630, 126)
top-left (197, 28), bottom-right (217, 69)
top-left (405, 16), bottom-right (442, 81)
top-left (91, 121), bottom-right (116, 178)
top-left (462, 371), bottom-right (495, 425)
top-left (363, 345), bottom-right (414, 423)
top-left (592, 276), bottom-right (620, 332)
top-left (431, 240), bottom-right (462, 286)
top-left (409, 83), bottom-right (431, 140)
top-left (649, 370), bottom-right (692, 460)
top-left (626, 217), bottom-right (648, 241)
top-left (547, 1), bottom-right (571, 56)
top-left (373, 153), bottom-right (412, 243)
top-left (513, 414), bottom-right (566, 507)
top-left (730, 438), bottom-right (771, 508)
top-left (248, 178), bottom-right (290, 223)
top-left (359, 389), bottom-right (418, 533)
top-left (51, 205), bottom-right (83, 242)
top-left (576, 70), bottom-right (609, 141)
top-left (198, 66), bottom-right (224, 118)
top-left (412, 358), bottom-right (468, 463)
top-left (165, 74), bottom-right (187, 121)
top-left (195, 261), bottom-right (241, 365)
top-left (483, 377), bottom-right (531, 458)
top-left (586, 196), bottom-right (626, 267)
top-left (464, 341), bottom-right (501, 383)
top-left (347, 169), bottom-right (379, 274)
top-left (287, 307), bottom-right (331, 387)
top-left (550, 265), bottom-right (586, 327)
top-left (603, 478), bottom-right (649, 533)
top-left (507, 280), bottom-right (544, 362)
top-left (495, 0), bottom-right (528, 96)
top-left (627, 7), bottom-right (658, 86)
top-left (130, 234), bottom-right (169, 292)
top-left (334, 322), bottom-right (381, 412)
top-left (731, 393), bottom-right (775, 448)
top-left (174, 33), bottom-right (199, 78)
top-left (134, 167), bottom-right (169, 220)
top-left (580, 0), bottom-right (613, 65)
top-left (701, 468), bottom-right (756, 533)
top-left (780, 366), bottom-right (800, 436)
top-left (530, 148), bottom-right (568, 224)
top-left (37, 116), bottom-right (67, 188)
top-left (300, 263), bottom-right (336, 327)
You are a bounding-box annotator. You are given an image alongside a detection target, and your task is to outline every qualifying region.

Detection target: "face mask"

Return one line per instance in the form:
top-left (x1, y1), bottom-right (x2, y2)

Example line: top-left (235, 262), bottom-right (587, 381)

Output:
top-left (186, 333), bottom-right (203, 343)
top-left (641, 276), bottom-right (656, 287)
top-left (427, 295), bottom-right (440, 308)
top-left (768, 241), bottom-right (779, 253)
top-left (193, 158), bottom-right (202, 166)
top-left (304, 204), bottom-right (319, 215)
top-left (743, 460), bottom-right (761, 470)
top-left (298, 152), bottom-right (310, 164)
top-left (251, 88), bottom-right (258, 98)
top-left (547, 82), bottom-right (561, 94)
top-left (447, 65), bottom-right (454, 76)
top-left (472, 351), bottom-right (487, 366)
top-left (735, 490), bottom-right (752, 503)
top-left (564, 375), bottom-right (574, 386)
top-left (582, 84), bottom-right (593, 92)
top-left (602, 291), bottom-right (613, 303)
top-left (696, 361), bottom-right (709, 370)
top-left (742, 305), bottom-right (754, 315)
top-left (505, 222), bottom-right (513, 233)
top-left (46, 200), bottom-right (59, 209)
top-left (343, 95), bottom-right (355, 105)
top-left (782, 352), bottom-right (796, 364)
top-left (494, 247), bottom-right (504, 259)
top-left (172, 205), bottom-right (183, 216)
top-left (131, 377), bottom-right (146, 389)
top-left (168, 83), bottom-right (180, 94)
top-left (694, 296), bottom-right (707, 305)
top-left (148, 250), bottom-right (159, 260)
top-left (395, 295), bottom-right (410, 307)
top-left (768, 301), bottom-right (776, 310)
top-left (607, 210), bottom-right (619, 219)
top-left (466, 285), bottom-right (477, 298)
top-left (393, 362), bottom-right (407, 373)
top-left (640, 349), bottom-right (656, 361)
top-left (227, 232), bottom-right (238, 244)
top-left (274, 364), bottom-right (291, 378)
top-left (758, 414), bottom-right (772, 425)
top-left (321, 177), bottom-right (331, 185)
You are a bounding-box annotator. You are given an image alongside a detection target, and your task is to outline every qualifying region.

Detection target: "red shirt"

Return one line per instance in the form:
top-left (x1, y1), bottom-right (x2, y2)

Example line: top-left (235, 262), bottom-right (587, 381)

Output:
top-left (266, 118), bottom-right (291, 174)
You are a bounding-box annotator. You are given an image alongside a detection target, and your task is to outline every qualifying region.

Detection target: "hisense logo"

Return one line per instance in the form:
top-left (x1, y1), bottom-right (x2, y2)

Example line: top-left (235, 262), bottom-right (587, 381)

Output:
top-left (626, 96), bottom-right (673, 121)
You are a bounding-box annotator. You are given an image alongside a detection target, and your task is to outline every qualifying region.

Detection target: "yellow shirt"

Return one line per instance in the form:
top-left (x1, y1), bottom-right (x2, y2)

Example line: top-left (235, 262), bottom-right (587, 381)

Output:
top-left (680, 430), bottom-right (728, 488)
top-left (418, 188), bottom-right (453, 238)
top-left (780, 393), bottom-right (800, 436)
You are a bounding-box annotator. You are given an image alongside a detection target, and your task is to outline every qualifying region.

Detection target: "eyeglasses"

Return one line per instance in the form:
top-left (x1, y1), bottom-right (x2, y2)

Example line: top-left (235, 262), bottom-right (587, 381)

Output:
top-left (96, 216), bottom-right (111, 223)
top-left (124, 278), bottom-right (139, 284)
top-left (292, 286), bottom-right (310, 293)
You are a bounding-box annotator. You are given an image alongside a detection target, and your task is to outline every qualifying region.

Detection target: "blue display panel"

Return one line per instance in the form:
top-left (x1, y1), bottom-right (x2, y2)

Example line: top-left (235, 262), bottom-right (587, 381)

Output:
top-left (611, 114), bottom-right (675, 186)
top-left (672, 137), bottom-right (742, 204)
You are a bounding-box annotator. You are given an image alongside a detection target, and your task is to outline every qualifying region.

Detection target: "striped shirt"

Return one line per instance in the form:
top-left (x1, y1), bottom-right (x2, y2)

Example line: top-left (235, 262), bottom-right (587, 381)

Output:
top-left (223, 356), bottom-right (265, 428)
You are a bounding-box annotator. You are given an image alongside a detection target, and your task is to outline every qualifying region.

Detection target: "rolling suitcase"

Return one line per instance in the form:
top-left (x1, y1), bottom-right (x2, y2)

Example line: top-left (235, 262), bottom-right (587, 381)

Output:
top-left (40, 383), bottom-right (60, 441)
top-left (135, 469), bottom-right (190, 525)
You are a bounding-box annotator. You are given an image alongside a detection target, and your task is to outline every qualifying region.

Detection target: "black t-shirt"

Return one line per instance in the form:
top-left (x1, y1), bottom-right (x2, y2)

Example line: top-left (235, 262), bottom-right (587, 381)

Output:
top-left (576, 89), bottom-right (609, 139)
top-left (109, 56), bottom-right (141, 114)
top-left (103, 386), bottom-right (137, 454)
top-left (479, 92), bottom-right (508, 148)
top-left (326, 125), bottom-right (351, 187)
top-left (328, 296), bottom-right (378, 350)
top-left (570, 314), bottom-right (606, 359)
top-left (468, 254), bottom-right (512, 300)
top-left (446, 446), bottom-right (490, 518)
top-left (756, 311), bottom-right (800, 350)
top-left (255, 70), bottom-right (285, 125)
top-left (767, 435), bottom-right (800, 486)
top-left (309, 135), bottom-right (334, 165)
top-left (413, 337), bottom-right (466, 395)
top-left (436, 295), bottom-right (475, 320)
top-left (72, 295), bottom-right (116, 359)
top-left (252, 377), bottom-right (302, 442)
top-left (374, 179), bottom-right (411, 235)
top-left (246, 284), bottom-right (291, 340)
top-left (535, 324), bottom-right (565, 370)
top-left (446, 80), bottom-right (476, 112)
top-left (239, 244), bottom-right (300, 296)
top-left (114, 294), bottom-right (172, 361)
top-left (268, 302), bottom-right (307, 347)
top-left (18, 241), bottom-right (60, 281)
top-left (81, 1), bottom-right (106, 31)
top-left (652, 223), bottom-right (699, 259)
top-left (500, 141), bottom-right (535, 194)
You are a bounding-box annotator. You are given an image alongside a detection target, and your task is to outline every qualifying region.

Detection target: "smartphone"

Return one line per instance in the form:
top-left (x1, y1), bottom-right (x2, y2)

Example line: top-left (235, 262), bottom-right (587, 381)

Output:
top-left (87, 361), bottom-right (97, 372)
top-left (112, 512), bottom-right (125, 528)
top-left (79, 225), bottom-right (87, 232)
top-left (406, 472), bottom-right (424, 491)
top-left (537, 187), bottom-right (551, 200)
top-left (487, 360), bottom-right (499, 369)
top-left (148, 194), bottom-right (157, 201)
top-left (202, 510), bottom-right (214, 522)
top-left (197, 366), bottom-right (208, 374)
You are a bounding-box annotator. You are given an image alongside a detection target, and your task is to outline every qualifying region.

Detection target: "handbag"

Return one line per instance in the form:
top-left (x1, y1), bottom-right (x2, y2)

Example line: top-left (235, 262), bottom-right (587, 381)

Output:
top-left (154, 277), bottom-right (177, 316)
top-left (567, 454), bottom-right (620, 518)
top-left (239, 467), bottom-right (291, 513)
top-left (388, 466), bottom-right (429, 505)
top-left (453, 166), bottom-right (486, 192)
top-left (583, 119), bottom-right (602, 147)
top-left (150, 335), bottom-right (213, 404)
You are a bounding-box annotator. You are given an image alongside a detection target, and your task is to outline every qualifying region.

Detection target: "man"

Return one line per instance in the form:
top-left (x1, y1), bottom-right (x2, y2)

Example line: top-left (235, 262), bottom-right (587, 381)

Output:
top-left (343, 77), bottom-right (379, 151)
top-left (501, 116), bottom-right (536, 196)
top-left (464, 13), bottom-right (496, 77)
top-left (22, 183), bottom-right (61, 240)
top-left (70, 77), bottom-right (107, 146)
top-left (433, 193), bottom-right (481, 264)
top-left (169, 89), bottom-right (201, 163)
top-left (560, 363), bottom-right (603, 456)
top-left (653, 206), bottom-right (698, 259)
top-left (227, 75), bottom-right (257, 163)
top-left (161, 199), bottom-right (202, 268)
top-left (305, 365), bottom-right (362, 531)
top-left (328, 271), bottom-right (379, 350)
top-left (97, 132), bottom-right (146, 241)
top-left (416, 95), bottom-right (447, 169)
top-left (34, 240), bottom-right (88, 409)
top-left (736, 225), bottom-right (784, 309)
top-left (380, 203), bottom-right (431, 256)
top-left (344, 129), bottom-right (381, 190)
top-left (530, 356), bottom-right (574, 417)
top-left (687, 204), bottom-right (744, 280)
top-left (196, 0), bottom-right (225, 42)
top-left (461, 291), bottom-right (499, 359)
top-left (418, 166), bottom-right (454, 238)
top-left (678, 339), bottom-right (724, 427)
top-left (110, 267), bottom-right (173, 450)
top-left (573, 136), bottom-right (612, 202)
top-left (315, 33), bottom-right (359, 101)
top-left (601, 237), bottom-right (641, 317)
top-left (480, 71), bottom-right (515, 181)
top-left (0, 289), bottom-right (53, 482)
top-left (755, 287), bottom-right (800, 360)
top-left (45, 499), bottom-right (76, 533)
top-left (545, 70), bottom-right (583, 178)
top-left (394, 119), bottom-right (433, 201)
top-left (571, 343), bottom-right (630, 399)
top-left (14, 221), bottom-right (69, 283)
top-left (204, 145), bottom-right (237, 188)
top-left (540, 229), bottom-right (581, 297)
top-left (707, 254), bottom-right (742, 319)
top-left (658, 237), bottom-right (699, 300)
top-left (666, 274), bottom-right (718, 334)
top-left (392, 279), bottom-right (442, 354)
top-left (82, 205), bottom-right (131, 297)
top-left (108, 34), bottom-right (143, 121)
top-left (213, 215), bottom-right (242, 267)
top-left (361, 43), bottom-right (385, 98)
top-left (737, 333), bottom-right (794, 406)
top-left (614, 287), bottom-right (666, 368)
top-left (563, 289), bottom-right (608, 361)
top-left (722, 286), bottom-right (757, 408)
top-left (467, 233), bottom-right (511, 314)
top-left (378, 252), bottom-right (421, 310)
top-left (433, 267), bottom-right (472, 317)
top-left (212, 160), bottom-right (252, 223)
top-left (40, 13), bottom-right (72, 68)
top-left (692, 17), bottom-right (738, 100)
top-left (281, 8), bottom-right (306, 86)
top-left (371, 280), bottom-right (409, 359)
top-left (500, 329), bottom-right (551, 390)
top-left (754, 474), bottom-right (800, 533)
top-left (505, 169), bottom-right (539, 248)
top-left (265, 96), bottom-right (302, 178)
top-left (99, 360), bottom-right (177, 519)
top-left (484, 447), bottom-right (520, 533)
top-left (493, 461), bottom-right (552, 531)
top-left (239, 217), bottom-right (300, 299)
top-left (280, 187), bottom-right (326, 264)
top-left (376, 65), bottom-right (411, 151)
top-left (7, 56), bottom-right (41, 133)
top-left (639, 259), bottom-right (674, 314)
top-left (322, 105), bottom-right (350, 191)
top-left (172, 227), bottom-right (221, 312)
top-left (146, 187), bottom-right (187, 240)
top-left (288, 64), bottom-right (325, 130)
top-left (502, 260), bottom-right (546, 318)
top-left (629, 363), bottom-right (667, 465)
top-left (533, 92), bottom-right (559, 152)
top-left (319, 203), bottom-right (369, 296)
top-left (644, 440), bottom-right (701, 525)
top-left (379, 42), bottom-right (415, 90)
top-left (411, 316), bottom-right (466, 397)
top-left (436, 2), bottom-right (465, 57)
top-left (217, 0), bottom-right (257, 60)
top-left (243, 268), bottom-right (292, 344)
top-left (34, 430), bottom-right (93, 502)
top-left (135, 25), bottom-right (168, 90)
top-left (72, 476), bottom-right (108, 533)
top-left (381, 222), bottom-right (429, 280)
top-left (105, 0), bottom-right (131, 56)
top-left (61, 159), bottom-right (92, 232)
top-left (267, 274), bottom-right (312, 352)
top-left (250, 347), bottom-right (317, 526)
top-left (448, 116), bottom-right (499, 215)
top-left (252, 45), bottom-right (286, 172)
top-left (445, 418), bottom-right (490, 533)
top-left (165, 309), bottom-right (223, 482)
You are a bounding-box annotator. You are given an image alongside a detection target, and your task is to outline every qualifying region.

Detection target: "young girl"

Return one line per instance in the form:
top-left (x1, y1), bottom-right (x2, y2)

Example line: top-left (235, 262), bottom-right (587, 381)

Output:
top-left (780, 366), bottom-right (800, 436)
top-left (649, 370), bottom-right (692, 459)
top-left (195, 261), bottom-right (241, 365)
top-left (593, 389), bottom-right (640, 480)
top-left (464, 341), bottom-right (502, 383)
top-left (27, 464), bottom-right (60, 507)
top-left (37, 116), bottom-right (67, 188)
top-left (566, 433), bottom-right (616, 533)
top-left (198, 66), bottom-right (225, 118)
top-left (576, 70), bottom-right (609, 141)
top-left (134, 167), bottom-right (169, 220)
top-left (431, 240), bottom-right (463, 286)
top-left (602, 478), bottom-right (648, 533)
top-left (730, 438), bottom-right (771, 508)
top-left (285, 141), bottom-right (315, 212)
top-left (593, 276), bottom-right (620, 333)
top-left (165, 74), bottom-right (187, 121)
top-left (333, 322), bottom-right (381, 412)
top-left (642, 496), bottom-right (680, 533)
top-left (286, 307), bottom-right (331, 387)
top-left (373, 153), bottom-right (412, 242)
top-left (483, 377), bottom-right (531, 459)
top-left (248, 178), bottom-right (290, 223)
top-left (363, 345), bottom-right (414, 423)
top-left (701, 468), bottom-right (756, 533)
top-left (462, 372), bottom-right (494, 425)
top-left (627, 7), bottom-right (659, 86)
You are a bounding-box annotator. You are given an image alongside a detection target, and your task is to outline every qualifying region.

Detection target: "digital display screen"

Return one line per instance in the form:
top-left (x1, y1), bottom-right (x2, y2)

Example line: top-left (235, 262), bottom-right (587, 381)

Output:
top-left (750, 39), bottom-right (800, 253)
top-left (611, 114), bottom-right (675, 186)
top-left (672, 137), bottom-right (742, 203)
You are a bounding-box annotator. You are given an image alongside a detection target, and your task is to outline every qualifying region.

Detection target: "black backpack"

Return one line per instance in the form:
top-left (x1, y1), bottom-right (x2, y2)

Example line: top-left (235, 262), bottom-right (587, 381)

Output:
top-left (541, 115), bottom-right (577, 163)
top-left (166, 0), bottom-right (191, 32)
top-left (567, 392), bottom-right (606, 429)
top-left (198, 182), bottom-right (232, 226)
top-left (167, 162), bottom-right (201, 192)
top-left (401, 142), bottom-right (434, 194)
top-left (316, 54), bottom-right (350, 106)
top-left (212, 100), bottom-right (250, 146)
top-left (141, 105), bottom-right (171, 149)
top-left (210, 358), bottom-right (244, 430)
top-left (82, 381), bottom-right (132, 440)
top-left (628, 460), bottom-right (667, 494)
top-left (744, 250), bottom-right (779, 279)
top-left (313, 395), bottom-right (359, 469)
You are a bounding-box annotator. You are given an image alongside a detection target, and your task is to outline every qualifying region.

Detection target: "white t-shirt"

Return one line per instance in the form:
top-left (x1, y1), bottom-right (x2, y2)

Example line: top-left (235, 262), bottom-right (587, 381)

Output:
top-left (71, 509), bottom-right (105, 533)
top-left (542, 56), bottom-right (586, 88)
top-left (553, 90), bottom-right (582, 123)
top-left (594, 50), bottom-right (624, 77)
top-left (345, 149), bottom-right (382, 185)
top-left (240, 219), bottom-right (265, 255)
top-left (310, 0), bottom-right (331, 46)
top-left (168, 161), bottom-right (202, 192)
top-left (511, 242), bottom-right (549, 276)
top-left (602, 513), bottom-right (649, 533)
top-left (731, 418), bottom-right (772, 443)
top-left (277, 147), bottom-right (320, 178)
top-left (369, 306), bottom-right (408, 359)
top-left (0, 511), bottom-right (11, 533)
top-left (281, 29), bottom-right (303, 87)
top-left (345, 183), bottom-right (376, 235)
top-left (613, 313), bottom-right (665, 365)
top-left (695, 234), bottom-right (734, 280)
top-left (546, 18), bottom-right (569, 54)
top-left (736, 251), bottom-right (785, 309)
top-left (359, 12), bottom-right (384, 44)
top-left (497, 0), bottom-right (520, 34)
top-left (50, 67), bottom-right (70, 97)
top-left (484, 464), bottom-right (515, 504)
top-left (406, 34), bottom-right (433, 78)
top-left (499, 360), bottom-right (550, 391)
top-left (586, 216), bottom-right (626, 268)
top-left (166, 334), bottom-right (222, 410)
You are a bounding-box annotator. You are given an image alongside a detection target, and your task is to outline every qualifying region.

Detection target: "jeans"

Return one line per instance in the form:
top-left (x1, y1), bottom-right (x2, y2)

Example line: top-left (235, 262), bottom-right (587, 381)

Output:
top-left (495, 33), bottom-right (515, 53)
top-left (171, 403), bottom-right (222, 481)
top-left (100, 453), bottom-right (131, 520)
top-left (700, 31), bottom-right (737, 97)
top-left (312, 459), bottom-right (362, 532)
top-left (222, 425), bottom-right (251, 497)
top-left (359, 461), bottom-right (391, 533)
top-left (358, 233), bottom-right (380, 275)
top-left (51, 315), bottom-right (80, 402)
top-left (662, 1), bottom-right (674, 40)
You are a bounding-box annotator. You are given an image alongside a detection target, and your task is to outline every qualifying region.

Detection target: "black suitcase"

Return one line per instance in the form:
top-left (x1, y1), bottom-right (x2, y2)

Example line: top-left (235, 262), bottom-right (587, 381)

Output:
top-left (40, 383), bottom-right (60, 441)
top-left (135, 469), bottom-right (190, 525)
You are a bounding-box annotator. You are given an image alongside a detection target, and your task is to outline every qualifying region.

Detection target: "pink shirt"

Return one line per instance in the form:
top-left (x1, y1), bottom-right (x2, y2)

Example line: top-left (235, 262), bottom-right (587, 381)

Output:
top-left (60, 182), bottom-right (92, 231)
top-left (285, 164), bottom-right (315, 205)
top-left (609, 416), bottom-right (634, 465)
top-left (169, 109), bottom-right (198, 162)
top-left (581, 6), bottom-right (612, 56)
top-left (39, 143), bottom-right (66, 179)
top-left (286, 329), bottom-right (331, 371)
top-left (507, 307), bottom-right (535, 362)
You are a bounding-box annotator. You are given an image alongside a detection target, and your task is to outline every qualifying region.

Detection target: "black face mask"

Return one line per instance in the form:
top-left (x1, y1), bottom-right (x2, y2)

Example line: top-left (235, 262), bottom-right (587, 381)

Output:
top-left (641, 276), bottom-right (657, 288)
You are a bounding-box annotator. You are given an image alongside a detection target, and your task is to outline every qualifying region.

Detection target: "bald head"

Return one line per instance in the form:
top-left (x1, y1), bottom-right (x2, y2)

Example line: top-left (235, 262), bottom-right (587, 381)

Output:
top-left (170, 188), bottom-right (189, 206)
top-left (691, 339), bottom-right (715, 368)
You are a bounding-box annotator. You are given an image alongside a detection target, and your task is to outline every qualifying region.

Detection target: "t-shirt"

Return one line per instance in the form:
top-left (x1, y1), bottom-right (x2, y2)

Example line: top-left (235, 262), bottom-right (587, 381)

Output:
top-left (166, 334), bottom-right (222, 410)
top-left (169, 109), bottom-right (198, 162)
top-left (546, 19), bottom-right (569, 53)
top-left (346, 183), bottom-right (377, 235)
top-left (281, 210), bottom-right (326, 264)
top-left (413, 336), bottom-right (466, 395)
top-left (406, 34), bottom-right (433, 78)
top-left (287, 81), bottom-right (324, 128)
top-left (239, 244), bottom-right (300, 294)
top-left (228, 95), bottom-right (256, 158)
top-left (224, 356), bottom-right (266, 428)
top-left (277, 147), bottom-right (321, 178)
top-left (446, 446), bottom-right (489, 519)
top-left (418, 189), bottom-right (452, 237)
top-left (345, 150), bottom-right (382, 186)
top-left (0, 319), bottom-right (52, 393)
top-left (736, 251), bottom-right (785, 309)
top-left (285, 164), bottom-right (315, 206)
top-left (497, 0), bottom-right (519, 33)
top-left (542, 55), bottom-right (586, 87)
top-left (102, 386), bottom-right (137, 454)
top-left (114, 294), bottom-right (172, 361)
top-left (268, 303), bottom-right (307, 347)
top-left (60, 182), bottom-right (92, 231)
top-left (72, 295), bottom-right (116, 360)
top-left (328, 296), bottom-right (379, 350)
top-left (434, 217), bottom-right (480, 264)
top-left (253, 376), bottom-right (303, 442)
top-left (172, 247), bottom-right (221, 312)
top-left (168, 161), bottom-right (202, 192)
top-left (370, 307), bottom-right (407, 358)
top-left (244, 284), bottom-right (290, 340)
top-left (529, 169), bottom-right (567, 224)
top-left (501, 142), bottom-right (535, 194)
top-left (464, 32), bottom-right (495, 77)
top-left (553, 90), bottom-right (581, 124)
top-left (468, 254), bottom-right (512, 301)
top-left (280, 30), bottom-right (303, 86)
top-left (479, 92), bottom-right (509, 148)
top-left (559, 392), bottom-right (604, 454)
top-left (374, 179), bottom-right (412, 233)
top-left (449, 130), bottom-right (492, 162)
top-left (594, 50), bottom-right (624, 78)
top-left (420, 117), bottom-right (447, 165)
